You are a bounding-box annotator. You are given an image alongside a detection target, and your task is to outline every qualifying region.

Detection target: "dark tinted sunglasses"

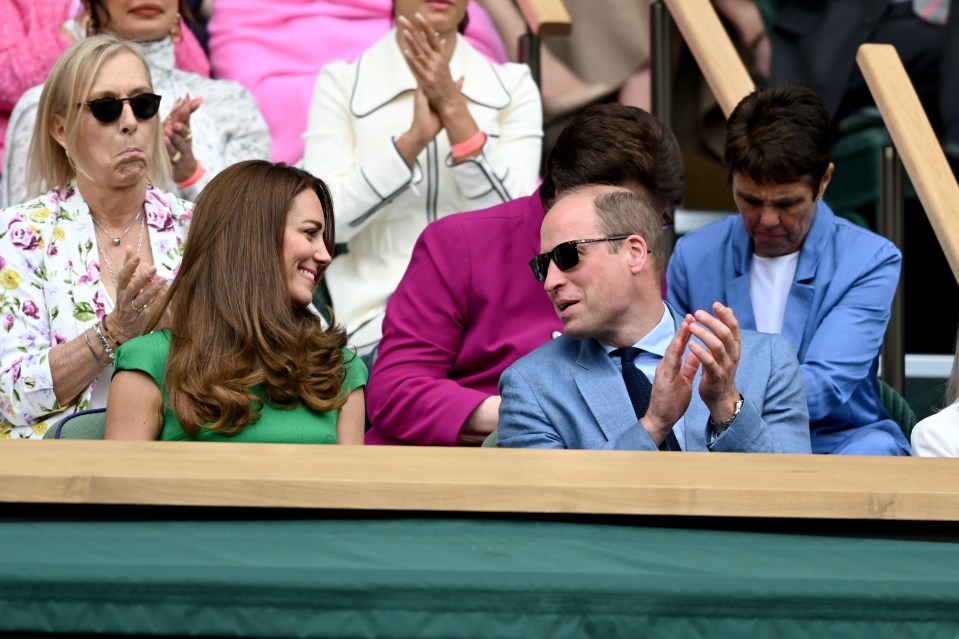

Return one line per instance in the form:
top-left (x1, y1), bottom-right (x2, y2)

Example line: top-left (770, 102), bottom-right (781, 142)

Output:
top-left (81, 93), bottom-right (162, 123)
top-left (528, 236), bottom-right (630, 282)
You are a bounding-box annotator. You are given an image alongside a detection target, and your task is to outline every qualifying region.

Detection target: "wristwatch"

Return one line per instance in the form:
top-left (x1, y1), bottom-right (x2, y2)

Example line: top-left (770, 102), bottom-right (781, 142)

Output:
top-left (709, 394), bottom-right (744, 433)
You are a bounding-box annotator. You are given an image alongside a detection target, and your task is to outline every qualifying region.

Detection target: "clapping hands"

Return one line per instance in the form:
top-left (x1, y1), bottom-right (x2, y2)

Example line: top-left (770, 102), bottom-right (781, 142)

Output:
top-left (163, 94), bottom-right (203, 182)
top-left (641, 303), bottom-right (743, 443)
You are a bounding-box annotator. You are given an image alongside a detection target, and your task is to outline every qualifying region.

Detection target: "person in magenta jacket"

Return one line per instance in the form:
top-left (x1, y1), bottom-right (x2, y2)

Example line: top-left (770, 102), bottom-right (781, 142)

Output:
top-left (365, 104), bottom-right (685, 445)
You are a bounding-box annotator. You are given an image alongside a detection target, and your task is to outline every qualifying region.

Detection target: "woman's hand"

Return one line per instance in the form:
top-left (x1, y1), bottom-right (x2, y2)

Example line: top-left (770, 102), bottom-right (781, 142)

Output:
top-left (396, 87), bottom-right (444, 167)
top-left (398, 14), bottom-right (462, 112)
top-left (106, 250), bottom-right (168, 343)
top-left (398, 13), bottom-right (482, 154)
top-left (163, 94), bottom-right (204, 183)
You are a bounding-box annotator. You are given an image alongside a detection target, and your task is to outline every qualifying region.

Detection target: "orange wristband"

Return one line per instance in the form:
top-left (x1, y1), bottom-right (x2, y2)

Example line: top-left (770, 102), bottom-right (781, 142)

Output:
top-left (451, 130), bottom-right (486, 160)
top-left (177, 162), bottom-right (205, 189)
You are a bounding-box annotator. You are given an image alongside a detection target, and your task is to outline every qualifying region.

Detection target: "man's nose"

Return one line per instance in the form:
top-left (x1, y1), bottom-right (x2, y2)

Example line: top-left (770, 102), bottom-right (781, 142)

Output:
top-left (543, 259), bottom-right (565, 291)
top-left (758, 207), bottom-right (780, 227)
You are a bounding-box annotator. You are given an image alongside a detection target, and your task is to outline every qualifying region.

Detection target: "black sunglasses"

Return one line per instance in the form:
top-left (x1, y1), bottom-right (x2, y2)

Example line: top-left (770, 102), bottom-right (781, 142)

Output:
top-left (81, 93), bottom-right (162, 123)
top-left (528, 236), bottom-right (631, 282)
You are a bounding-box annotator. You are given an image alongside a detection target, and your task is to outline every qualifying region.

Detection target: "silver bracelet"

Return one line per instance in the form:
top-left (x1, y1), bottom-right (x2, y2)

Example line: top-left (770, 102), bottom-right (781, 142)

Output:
top-left (91, 321), bottom-right (115, 364)
top-left (83, 328), bottom-right (112, 367)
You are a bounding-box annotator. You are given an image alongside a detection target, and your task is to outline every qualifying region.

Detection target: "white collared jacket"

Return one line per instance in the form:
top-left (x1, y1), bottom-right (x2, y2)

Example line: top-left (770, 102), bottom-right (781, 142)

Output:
top-left (302, 29), bottom-right (542, 346)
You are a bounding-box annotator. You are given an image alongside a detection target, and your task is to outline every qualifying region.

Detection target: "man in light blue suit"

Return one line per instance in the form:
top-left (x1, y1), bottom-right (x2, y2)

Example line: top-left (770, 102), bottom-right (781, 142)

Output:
top-left (667, 84), bottom-right (910, 456)
top-left (497, 186), bottom-right (811, 453)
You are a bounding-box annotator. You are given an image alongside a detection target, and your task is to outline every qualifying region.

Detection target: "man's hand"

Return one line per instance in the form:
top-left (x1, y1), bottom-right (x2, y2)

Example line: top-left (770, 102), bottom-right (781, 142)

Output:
top-left (642, 316), bottom-right (700, 444)
top-left (686, 303), bottom-right (742, 424)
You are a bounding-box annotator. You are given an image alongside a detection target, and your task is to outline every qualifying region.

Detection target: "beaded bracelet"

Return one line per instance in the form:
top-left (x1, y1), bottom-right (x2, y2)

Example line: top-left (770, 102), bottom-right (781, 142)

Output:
top-left (92, 321), bottom-right (115, 363)
top-left (83, 328), bottom-right (112, 367)
top-left (101, 315), bottom-right (122, 346)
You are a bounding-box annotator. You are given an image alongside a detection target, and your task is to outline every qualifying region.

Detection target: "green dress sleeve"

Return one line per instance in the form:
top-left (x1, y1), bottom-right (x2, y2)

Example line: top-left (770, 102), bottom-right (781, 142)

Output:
top-left (112, 330), bottom-right (173, 389)
top-left (342, 349), bottom-right (369, 394)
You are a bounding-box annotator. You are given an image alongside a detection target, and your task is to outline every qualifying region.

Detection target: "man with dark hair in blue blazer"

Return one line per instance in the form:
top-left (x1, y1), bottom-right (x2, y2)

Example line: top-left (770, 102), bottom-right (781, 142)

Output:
top-left (667, 84), bottom-right (910, 456)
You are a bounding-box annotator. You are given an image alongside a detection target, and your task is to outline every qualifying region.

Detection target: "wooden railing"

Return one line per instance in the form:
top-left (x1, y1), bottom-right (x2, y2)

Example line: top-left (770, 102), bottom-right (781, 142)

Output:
top-left (3, 441), bottom-right (958, 521)
top-left (663, 0), bottom-right (754, 117)
top-left (857, 44), bottom-right (959, 284)
top-left (514, 0), bottom-right (571, 36)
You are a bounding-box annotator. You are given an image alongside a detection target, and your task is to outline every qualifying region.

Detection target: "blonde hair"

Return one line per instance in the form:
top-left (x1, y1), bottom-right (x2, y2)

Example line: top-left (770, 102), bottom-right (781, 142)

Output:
top-left (27, 34), bottom-right (170, 196)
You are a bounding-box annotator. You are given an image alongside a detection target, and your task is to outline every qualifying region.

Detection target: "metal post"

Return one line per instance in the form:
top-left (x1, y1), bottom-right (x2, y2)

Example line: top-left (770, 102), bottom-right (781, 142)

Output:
top-left (650, 1), bottom-right (673, 129)
top-left (880, 145), bottom-right (905, 394)
top-left (518, 32), bottom-right (541, 91)
top-left (650, 1), bottom-right (676, 255)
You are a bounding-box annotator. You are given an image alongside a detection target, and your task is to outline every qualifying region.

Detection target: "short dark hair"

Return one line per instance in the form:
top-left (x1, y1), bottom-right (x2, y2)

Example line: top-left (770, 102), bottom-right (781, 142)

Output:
top-left (540, 104), bottom-right (685, 210)
top-left (724, 83), bottom-right (832, 188)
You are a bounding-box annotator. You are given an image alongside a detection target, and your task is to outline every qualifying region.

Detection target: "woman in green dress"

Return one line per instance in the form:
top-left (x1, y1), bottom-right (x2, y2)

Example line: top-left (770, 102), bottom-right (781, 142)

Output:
top-left (104, 160), bottom-right (367, 443)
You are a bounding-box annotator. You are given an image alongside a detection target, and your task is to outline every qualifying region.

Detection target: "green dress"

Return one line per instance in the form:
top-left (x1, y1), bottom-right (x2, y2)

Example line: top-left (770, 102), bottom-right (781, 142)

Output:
top-left (113, 330), bottom-right (368, 443)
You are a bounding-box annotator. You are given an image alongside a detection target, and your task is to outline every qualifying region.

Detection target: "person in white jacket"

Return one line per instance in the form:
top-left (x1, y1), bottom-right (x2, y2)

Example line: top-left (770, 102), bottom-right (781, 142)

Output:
top-left (303, 0), bottom-right (542, 353)
top-left (912, 332), bottom-right (959, 457)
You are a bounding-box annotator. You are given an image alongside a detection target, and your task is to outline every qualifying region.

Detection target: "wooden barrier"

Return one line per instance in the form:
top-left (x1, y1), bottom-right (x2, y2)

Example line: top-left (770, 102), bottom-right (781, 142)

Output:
top-left (857, 43), bottom-right (959, 284)
top-left (514, 0), bottom-right (571, 36)
top-left (3, 441), bottom-right (958, 521)
top-left (663, 0), bottom-right (754, 117)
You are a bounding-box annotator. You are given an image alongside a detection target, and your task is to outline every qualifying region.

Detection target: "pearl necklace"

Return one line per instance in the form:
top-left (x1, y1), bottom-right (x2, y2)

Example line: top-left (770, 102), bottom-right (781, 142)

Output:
top-left (90, 208), bottom-right (142, 246)
top-left (94, 213), bottom-right (146, 289)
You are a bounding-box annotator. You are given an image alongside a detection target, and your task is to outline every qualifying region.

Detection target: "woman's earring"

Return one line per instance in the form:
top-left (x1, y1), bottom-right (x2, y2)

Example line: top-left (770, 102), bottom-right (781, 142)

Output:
top-left (170, 13), bottom-right (184, 44)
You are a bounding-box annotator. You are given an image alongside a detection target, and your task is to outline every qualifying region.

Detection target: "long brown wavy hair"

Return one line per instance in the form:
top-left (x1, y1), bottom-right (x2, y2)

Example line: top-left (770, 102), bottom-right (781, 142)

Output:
top-left (147, 160), bottom-right (350, 436)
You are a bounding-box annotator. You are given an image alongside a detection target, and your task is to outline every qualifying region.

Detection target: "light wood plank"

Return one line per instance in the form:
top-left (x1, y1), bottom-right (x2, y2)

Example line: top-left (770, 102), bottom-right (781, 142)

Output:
top-left (515, 0), bottom-right (571, 37)
top-left (857, 44), bottom-right (959, 284)
top-left (2, 441), bottom-right (958, 520)
top-left (664, 0), bottom-right (755, 117)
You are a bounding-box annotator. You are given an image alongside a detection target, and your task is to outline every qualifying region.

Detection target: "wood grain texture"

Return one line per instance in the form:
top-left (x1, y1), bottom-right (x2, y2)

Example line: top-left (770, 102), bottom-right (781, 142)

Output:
top-left (515, 0), bottom-right (572, 36)
top-left (857, 44), bottom-right (959, 284)
top-left (664, 0), bottom-right (755, 117)
top-left (1, 441), bottom-right (958, 520)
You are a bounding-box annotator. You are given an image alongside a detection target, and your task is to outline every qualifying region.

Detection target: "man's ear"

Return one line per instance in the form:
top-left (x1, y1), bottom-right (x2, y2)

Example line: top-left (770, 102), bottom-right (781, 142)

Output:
top-left (625, 234), bottom-right (650, 274)
top-left (816, 163), bottom-right (835, 200)
top-left (51, 115), bottom-right (68, 151)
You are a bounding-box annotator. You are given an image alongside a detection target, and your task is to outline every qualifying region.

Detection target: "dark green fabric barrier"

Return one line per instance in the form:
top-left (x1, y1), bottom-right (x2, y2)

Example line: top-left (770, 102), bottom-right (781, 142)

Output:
top-left (1, 518), bottom-right (958, 637)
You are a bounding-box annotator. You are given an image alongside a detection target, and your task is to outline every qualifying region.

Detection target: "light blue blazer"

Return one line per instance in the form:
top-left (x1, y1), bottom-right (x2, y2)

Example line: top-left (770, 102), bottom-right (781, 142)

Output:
top-left (497, 309), bottom-right (811, 453)
top-left (666, 201), bottom-right (908, 453)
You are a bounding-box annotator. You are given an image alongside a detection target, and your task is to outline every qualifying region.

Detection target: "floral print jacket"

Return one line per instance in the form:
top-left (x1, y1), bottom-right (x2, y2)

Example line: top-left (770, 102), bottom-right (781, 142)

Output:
top-left (0, 182), bottom-right (192, 439)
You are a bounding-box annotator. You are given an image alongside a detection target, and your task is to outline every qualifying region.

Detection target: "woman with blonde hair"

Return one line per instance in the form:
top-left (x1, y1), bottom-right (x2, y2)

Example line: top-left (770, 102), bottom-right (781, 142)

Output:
top-left (3, 0), bottom-right (269, 207)
top-left (0, 34), bottom-right (191, 439)
top-left (105, 160), bottom-right (366, 443)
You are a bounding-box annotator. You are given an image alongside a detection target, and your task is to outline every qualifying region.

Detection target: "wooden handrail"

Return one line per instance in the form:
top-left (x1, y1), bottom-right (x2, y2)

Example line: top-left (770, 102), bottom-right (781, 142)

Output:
top-left (514, 0), bottom-right (571, 37)
top-left (857, 44), bottom-right (959, 284)
top-left (2, 441), bottom-right (958, 521)
top-left (663, 0), bottom-right (754, 117)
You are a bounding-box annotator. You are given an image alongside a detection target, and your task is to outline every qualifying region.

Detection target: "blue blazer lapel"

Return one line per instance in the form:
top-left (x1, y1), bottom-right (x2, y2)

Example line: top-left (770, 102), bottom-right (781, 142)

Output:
top-left (781, 201), bottom-right (831, 349)
top-left (573, 340), bottom-right (637, 443)
top-left (726, 227), bottom-right (757, 330)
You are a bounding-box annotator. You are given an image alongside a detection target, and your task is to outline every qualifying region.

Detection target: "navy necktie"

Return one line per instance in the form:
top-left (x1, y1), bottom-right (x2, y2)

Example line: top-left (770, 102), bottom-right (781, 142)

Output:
top-left (614, 347), bottom-right (682, 451)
